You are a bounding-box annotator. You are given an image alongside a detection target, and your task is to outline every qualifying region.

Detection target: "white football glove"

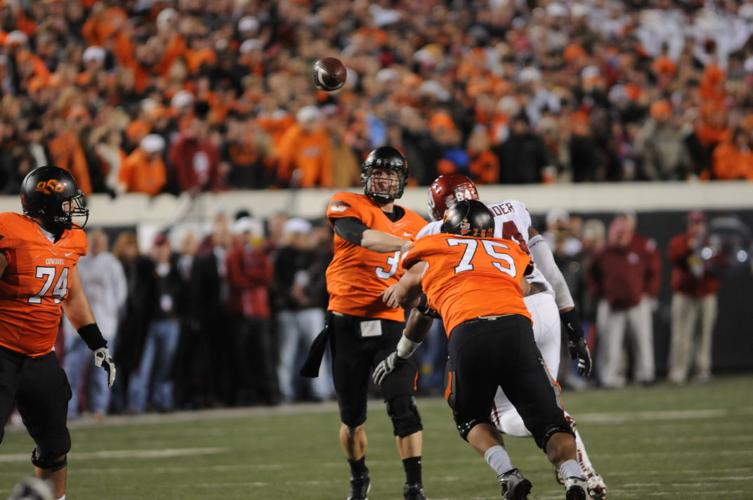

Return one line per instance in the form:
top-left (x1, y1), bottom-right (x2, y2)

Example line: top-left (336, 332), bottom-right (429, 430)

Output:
top-left (372, 352), bottom-right (404, 386)
top-left (94, 347), bottom-right (116, 388)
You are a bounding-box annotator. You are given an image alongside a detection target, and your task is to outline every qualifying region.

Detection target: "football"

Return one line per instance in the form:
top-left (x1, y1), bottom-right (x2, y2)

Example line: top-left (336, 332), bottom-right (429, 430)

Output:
top-left (313, 57), bottom-right (347, 91)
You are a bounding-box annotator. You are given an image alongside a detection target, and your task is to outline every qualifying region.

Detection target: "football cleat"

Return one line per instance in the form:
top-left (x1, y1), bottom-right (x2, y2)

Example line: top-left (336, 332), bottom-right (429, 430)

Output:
top-left (564, 476), bottom-right (588, 500)
top-left (347, 474), bottom-right (371, 500)
top-left (499, 468), bottom-right (532, 500)
top-left (403, 482), bottom-right (427, 500)
top-left (586, 474), bottom-right (608, 499)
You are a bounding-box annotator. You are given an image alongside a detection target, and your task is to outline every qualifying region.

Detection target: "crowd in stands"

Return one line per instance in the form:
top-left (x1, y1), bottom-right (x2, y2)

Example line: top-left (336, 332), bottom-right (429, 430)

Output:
top-left (2, 0), bottom-right (753, 196)
top-left (57, 206), bottom-right (728, 418)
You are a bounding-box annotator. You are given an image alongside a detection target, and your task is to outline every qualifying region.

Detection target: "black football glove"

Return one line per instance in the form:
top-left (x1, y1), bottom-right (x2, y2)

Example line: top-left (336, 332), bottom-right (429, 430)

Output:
top-left (561, 309), bottom-right (592, 377)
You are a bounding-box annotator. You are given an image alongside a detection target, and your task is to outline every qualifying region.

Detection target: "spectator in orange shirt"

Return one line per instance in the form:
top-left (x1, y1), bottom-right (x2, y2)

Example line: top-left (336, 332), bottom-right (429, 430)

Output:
top-left (712, 128), bottom-right (753, 180)
top-left (467, 125), bottom-right (499, 184)
top-left (277, 106), bottom-right (333, 188)
top-left (48, 111), bottom-right (93, 195)
top-left (119, 134), bottom-right (167, 195)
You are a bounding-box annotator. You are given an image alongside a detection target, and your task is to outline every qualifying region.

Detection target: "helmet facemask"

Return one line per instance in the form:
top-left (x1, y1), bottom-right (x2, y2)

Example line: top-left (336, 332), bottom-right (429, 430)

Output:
top-left (363, 167), bottom-right (406, 204)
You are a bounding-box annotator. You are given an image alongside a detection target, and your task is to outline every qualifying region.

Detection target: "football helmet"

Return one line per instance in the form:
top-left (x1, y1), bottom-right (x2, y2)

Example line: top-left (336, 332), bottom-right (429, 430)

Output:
top-left (20, 166), bottom-right (89, 234)
top-left (428, 174), bottom-right (479, 221)
top-left (361, 146), bottom-right (408, 204)
top-left (441, 199), bottom-right (494, 237)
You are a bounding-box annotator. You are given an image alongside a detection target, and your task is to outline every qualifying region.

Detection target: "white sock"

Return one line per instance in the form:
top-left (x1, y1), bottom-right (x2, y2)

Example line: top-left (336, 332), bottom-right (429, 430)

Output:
top-left (57, 496), bottom-right (65, 500)
top-left (559, 459), bottom-right (584, 479)
top-left (484, 445), bottom-right (514, 478)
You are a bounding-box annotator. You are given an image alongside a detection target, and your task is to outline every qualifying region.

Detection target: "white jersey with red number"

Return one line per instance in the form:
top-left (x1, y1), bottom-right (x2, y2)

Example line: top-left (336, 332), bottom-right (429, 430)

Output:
top-left (416, 199), bottom-right (553, 294)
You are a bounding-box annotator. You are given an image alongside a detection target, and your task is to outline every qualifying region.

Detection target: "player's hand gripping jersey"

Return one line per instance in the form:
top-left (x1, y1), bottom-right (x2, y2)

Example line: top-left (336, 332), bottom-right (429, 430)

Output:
top-left (326, 192), bottom-right (426, 321)
top-left (0, 213), bottom-right (87, 356)
top-left (402, 233), bottom-right (531, 335)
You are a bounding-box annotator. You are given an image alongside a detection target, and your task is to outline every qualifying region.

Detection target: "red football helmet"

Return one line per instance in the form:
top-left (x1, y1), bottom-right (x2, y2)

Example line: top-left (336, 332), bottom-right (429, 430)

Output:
top-left (427, 174), bottom-right (479, 221)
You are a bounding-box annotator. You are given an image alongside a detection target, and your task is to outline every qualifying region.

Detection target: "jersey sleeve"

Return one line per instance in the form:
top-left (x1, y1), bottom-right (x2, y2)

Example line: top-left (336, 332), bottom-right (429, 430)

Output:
top-left (0, 216), bottom-right (9, 251)
top-left (326, 192), bottom-right (365, 221)
top-left (510, 200), bottom-right (533, 243)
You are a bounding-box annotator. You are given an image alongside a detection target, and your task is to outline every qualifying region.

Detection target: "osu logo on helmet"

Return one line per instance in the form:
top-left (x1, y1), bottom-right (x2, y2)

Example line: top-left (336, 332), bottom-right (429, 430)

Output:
top-left (35, 179), bottom-right (66, 194)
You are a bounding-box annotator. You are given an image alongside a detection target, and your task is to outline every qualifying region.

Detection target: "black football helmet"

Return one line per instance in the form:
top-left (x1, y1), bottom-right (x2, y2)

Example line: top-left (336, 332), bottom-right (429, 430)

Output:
top-left (20, 166), bottom-right (89, 234)
top-left (361, 146), bottom-right (408, 204)
top-left (441, 199), bottom-right (494, 237)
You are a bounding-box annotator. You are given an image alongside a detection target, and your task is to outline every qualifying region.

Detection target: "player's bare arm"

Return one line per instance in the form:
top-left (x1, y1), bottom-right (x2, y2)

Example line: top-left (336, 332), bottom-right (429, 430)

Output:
top-left (362, 229), bottom-right (411, 253)
top-left (63, 269), bottom-right (117, 387)
top-left (382, 261), bottom-right (427, 309)
top-left (332, 216), bottom-right (410, 253)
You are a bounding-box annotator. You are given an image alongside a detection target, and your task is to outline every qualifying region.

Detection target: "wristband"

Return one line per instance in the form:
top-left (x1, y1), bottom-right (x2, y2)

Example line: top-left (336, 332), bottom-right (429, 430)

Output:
top-left (396, 334), bottom-right (422, 359)
top-left (78, 323), bottom-right (107, 351)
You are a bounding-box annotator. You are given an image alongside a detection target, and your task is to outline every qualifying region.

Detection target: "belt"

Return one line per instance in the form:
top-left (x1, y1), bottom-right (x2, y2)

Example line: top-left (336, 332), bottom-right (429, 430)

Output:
top-left (471, 314), bottom-right (514, 322)
top-left (526, 282), bottom-right (548, 296)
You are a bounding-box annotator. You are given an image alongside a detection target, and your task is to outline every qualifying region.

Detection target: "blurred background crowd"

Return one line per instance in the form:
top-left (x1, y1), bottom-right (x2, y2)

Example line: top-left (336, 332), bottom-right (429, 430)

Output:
top-left (54, 206), bottom-right (737, 419)
top-left (2, 0), bottom-right (753, 196)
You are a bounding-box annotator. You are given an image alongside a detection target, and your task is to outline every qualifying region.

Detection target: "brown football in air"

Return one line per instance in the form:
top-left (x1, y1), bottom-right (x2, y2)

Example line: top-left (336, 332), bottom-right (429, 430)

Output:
top-left (313, 57), bottom-right (347, 91)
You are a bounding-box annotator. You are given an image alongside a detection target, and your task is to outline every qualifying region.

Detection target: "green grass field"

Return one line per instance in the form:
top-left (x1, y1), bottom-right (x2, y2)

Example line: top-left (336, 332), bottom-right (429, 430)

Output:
top-left (2, 375), bottom-right (752, 499)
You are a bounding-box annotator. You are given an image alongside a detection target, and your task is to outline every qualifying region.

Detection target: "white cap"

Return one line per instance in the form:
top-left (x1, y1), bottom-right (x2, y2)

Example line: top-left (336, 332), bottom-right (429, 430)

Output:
top-left (83, 46), bottom-right (106, 64)
top-left (240, 39), bottom-right (263, 54)
top-left (156, 8), bottom-right (178, 32)
top-left (581, 65), bottom-right (600, 80)
top-left (231, 217), bottom-right (264, 238)
top-left (238, 16), bottom-right (259, 34)
top-left (171, 89), bottom-right (194, 109)
top-left (296, 105), bottom-right (322, 124)
top-left (419, 80), bottom-right (450, 102)
top-left (5, 30), bottom-right (28, 47)
top-left (375, 68), bottom-right (399, 84)
top-left (141, 97), bottom-right (159, 114)
top-left (497, 95), bottom-right (520, 116)
top-left (546, 208), bottom-right (570, 228)
top-left (519, 66), bottom-right (542, 83)
top-left (546, 2), bottom-right (568, 17)
top-left (141, 134), bottom-right (165, 153)
top-left (283, 217), bottom-right (312, 236)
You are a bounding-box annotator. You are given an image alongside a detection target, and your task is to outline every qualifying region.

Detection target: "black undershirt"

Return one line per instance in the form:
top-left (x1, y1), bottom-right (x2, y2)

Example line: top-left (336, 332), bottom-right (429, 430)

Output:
top-left (332, 206), bottom-right (406, 245)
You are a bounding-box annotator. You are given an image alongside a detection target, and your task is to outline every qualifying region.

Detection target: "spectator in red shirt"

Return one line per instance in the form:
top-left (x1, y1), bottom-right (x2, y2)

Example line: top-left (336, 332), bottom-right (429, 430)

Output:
top-left (667, 211), bottom-right (722, 384)
top-left (226, 217), bottom-right (278, 405)
top-left (588, 215), bottom-right (658, 388)
top-left (168, 119), bottom-right (223, 195)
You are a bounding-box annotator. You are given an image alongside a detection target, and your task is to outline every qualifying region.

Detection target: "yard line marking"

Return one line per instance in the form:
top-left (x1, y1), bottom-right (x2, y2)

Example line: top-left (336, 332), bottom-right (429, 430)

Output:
top-left (3, 402), bottom-right (740, 433)
top-left (575, 409), bottom-right (727, 424)
top-left (0, 447), bottom-right (224, 464)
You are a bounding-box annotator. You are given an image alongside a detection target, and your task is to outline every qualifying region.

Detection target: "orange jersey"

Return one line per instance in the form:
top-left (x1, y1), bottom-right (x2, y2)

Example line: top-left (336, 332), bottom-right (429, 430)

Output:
top-left (0, 213), bottom-right (87, 356)
top-left (326, 192), bottom-right (427, 321)
top-left (402, 233), bottom-right (531, 336)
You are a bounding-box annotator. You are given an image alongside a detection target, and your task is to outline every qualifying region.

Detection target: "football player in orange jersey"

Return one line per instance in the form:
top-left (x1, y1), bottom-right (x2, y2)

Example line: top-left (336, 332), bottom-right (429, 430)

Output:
top-left (374, 200), bottom-right (588, 500)
top-left (309, 146), bottom-right (428, 500)
top-left (0, 166), bottom-right (115, 500)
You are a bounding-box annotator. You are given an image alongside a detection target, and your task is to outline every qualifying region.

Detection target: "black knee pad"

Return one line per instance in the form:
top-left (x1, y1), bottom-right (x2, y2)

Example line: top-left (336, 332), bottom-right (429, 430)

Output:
top-left (340, 407), bottom-right (367, 429)
top-left (31, 448), bottom-right (68, 472)
top-left (539, 424), bottom-right (575, 450)
top-left (385, 395), bottom-right (423, 438)
top-left (455, 417), bottom-right (492, 441)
